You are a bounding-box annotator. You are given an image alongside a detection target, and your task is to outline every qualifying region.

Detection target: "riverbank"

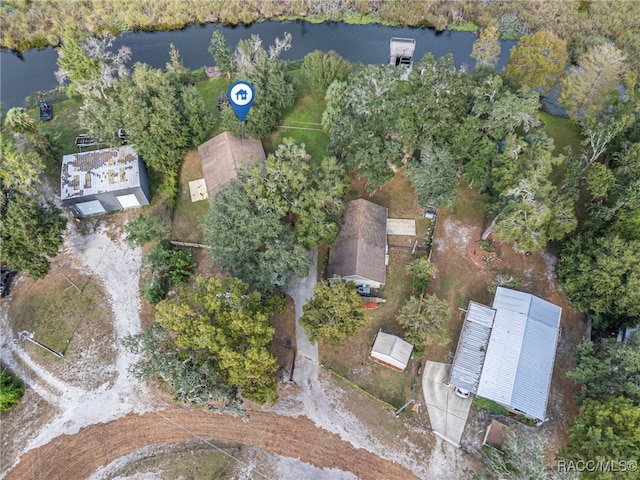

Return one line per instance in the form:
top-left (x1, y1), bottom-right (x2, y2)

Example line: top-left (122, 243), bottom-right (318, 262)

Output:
top-left (2, 1), bottom-right (639, 69)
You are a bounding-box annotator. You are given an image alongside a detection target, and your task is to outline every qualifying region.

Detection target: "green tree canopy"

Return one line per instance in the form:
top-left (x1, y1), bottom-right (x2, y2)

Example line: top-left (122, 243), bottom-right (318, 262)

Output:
top-left (3, 107), bottom-right (36, 135)
top-left (406, 256), bottom-right (436, 293)
top-left (301, 50), bottom-right (351, 94)
top-left (503, 30), bottom-right (568, 94)
top-left (406, 141), bottom-right (458, 209)
top-left (80, 61), bottom-right (213, 180)
top-left (562, 397), bottom-right (640, 480)
top-left (123, 322), bottom-right (238, 409)
top-left (566, 334), bottom-right (640, 405)
top-left (557, 234), bottom-right (640, 330)
top-left (300, 281), bottom-right (367, 345)
top-left (208, 30), bottom-right (236, 79)
top-left (323, 65), bottom-right (405, 193)
top-left (473, 425), bottom-right (563, 480)
top-left (201, 181), bottom-right (310, 293)
top-left (155, 277), bottom-right (282, 404)
top-left (559, 43), bottom-right (627, 121)
top-left (243, 138), bottom-right (349, 249)
top-left (124, 214), bottom-right (170, 247)
top-left (55, 27), bottom-right (131, 99)
top-left (0, 136), bottom-right (43, 200)
top-left (0, 370), bottom-right (23, 412)
top-left (397, 294), bottom-right (450, 352)
top-left (221, 34), bottom-right (295, 139)
top-left (489, 132), bottom-right (577, 253)
top-left (471, 25), bottom-right (501, 70)
top-left (0, 193), bottom-right (67, 279)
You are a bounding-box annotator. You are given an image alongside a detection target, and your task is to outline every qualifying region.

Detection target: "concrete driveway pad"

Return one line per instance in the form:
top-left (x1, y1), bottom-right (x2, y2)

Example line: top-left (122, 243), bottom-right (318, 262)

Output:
top-left (422, 361), bottom-right (473, 448)
top-left (386, 219), bottom-right (416, 236)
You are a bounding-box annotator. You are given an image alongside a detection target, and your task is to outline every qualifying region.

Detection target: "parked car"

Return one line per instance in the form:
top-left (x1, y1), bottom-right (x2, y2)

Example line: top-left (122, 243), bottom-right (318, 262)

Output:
top-left (1, 268), bottom-right (16, 298)
top-left (454, 387), bottom-right (471, 399)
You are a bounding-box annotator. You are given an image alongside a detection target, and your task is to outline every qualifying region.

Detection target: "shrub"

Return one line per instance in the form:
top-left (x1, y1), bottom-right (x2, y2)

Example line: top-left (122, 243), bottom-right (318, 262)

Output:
top-left (0, 370), bottom-right (24, 412)
top-left (124, 215), bottom-right (170, 247)
top-left (141, 276), bottom-right (165, 305)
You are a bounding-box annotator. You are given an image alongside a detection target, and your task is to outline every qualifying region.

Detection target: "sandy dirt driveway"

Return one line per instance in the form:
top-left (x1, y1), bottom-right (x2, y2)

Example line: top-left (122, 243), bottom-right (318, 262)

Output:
top-left (5, 406), bottom-right (419, 480)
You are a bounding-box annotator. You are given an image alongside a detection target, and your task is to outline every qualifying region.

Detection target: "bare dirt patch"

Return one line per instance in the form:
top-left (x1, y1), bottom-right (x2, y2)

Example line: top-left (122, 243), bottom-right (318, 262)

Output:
top-left (0, 388), bottom-right (59, 474)
top-left (6, 407), bottom-right (421, 480)
top-left (7, 263), bottom-right (116, 390)
top-left (270, 294), bottom-right (296, 378)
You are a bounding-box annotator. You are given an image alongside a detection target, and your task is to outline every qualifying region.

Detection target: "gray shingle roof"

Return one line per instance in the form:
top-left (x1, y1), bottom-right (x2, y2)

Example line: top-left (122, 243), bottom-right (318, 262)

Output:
top-left (198, 131), bottom-right (266, 198)
top-left (327, 198), bottom-right (388, 285)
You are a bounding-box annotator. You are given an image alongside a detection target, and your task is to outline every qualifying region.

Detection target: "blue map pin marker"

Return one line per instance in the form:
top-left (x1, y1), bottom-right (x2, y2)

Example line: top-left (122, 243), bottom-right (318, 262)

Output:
top-left (228, 81), bottom-right (255, 122)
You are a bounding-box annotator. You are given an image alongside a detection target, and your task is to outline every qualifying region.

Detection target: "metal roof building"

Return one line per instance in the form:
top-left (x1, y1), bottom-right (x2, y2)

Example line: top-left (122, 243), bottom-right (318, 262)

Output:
top-left (61, 146), bottom-right (150, 218)
top-left (449, 301), bottom-right (495, 393)
top-left (449, 287), bottom-right (561, 421)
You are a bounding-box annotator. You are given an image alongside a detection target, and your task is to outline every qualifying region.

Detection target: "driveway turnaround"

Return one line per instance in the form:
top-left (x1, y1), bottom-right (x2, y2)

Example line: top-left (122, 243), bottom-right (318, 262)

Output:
top-left (422, 361), bottom-right (473, 448)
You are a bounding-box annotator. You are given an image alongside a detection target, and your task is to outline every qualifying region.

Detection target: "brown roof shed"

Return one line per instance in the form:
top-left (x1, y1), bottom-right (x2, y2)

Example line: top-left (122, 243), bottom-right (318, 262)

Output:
top-left (198, 131), bottom-right (266, 198)
top-left (327, 198), bottom-right (388, 287)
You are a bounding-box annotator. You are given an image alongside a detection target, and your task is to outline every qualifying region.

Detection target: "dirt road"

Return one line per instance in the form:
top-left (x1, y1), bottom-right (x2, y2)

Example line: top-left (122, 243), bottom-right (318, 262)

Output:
top-left (5, 407), bottom-right (419, 480)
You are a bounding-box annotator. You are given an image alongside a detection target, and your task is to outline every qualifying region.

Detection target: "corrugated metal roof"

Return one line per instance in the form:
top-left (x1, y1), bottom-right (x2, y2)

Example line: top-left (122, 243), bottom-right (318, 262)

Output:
top-left (61, 146), bottom-right (142, 200)
top-left (478, 287), bottom-right (561, 420)
top-left (477, 310), bottom-right (527, 405)
top-left (449, 302), bottom-right (495, 392)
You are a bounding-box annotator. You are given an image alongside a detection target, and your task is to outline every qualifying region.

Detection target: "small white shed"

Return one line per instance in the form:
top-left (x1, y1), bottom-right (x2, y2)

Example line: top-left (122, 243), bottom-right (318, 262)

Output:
top-left (370, 330), bottom-right (413, 372)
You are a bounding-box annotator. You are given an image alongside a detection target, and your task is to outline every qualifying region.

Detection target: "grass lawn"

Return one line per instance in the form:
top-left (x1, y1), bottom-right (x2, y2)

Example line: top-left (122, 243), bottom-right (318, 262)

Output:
top-left (29, 98), bottom-right (85, 185)
top-left (264, 84), bottom-right (329, 163)
top-left (9, 268), bottom-right (112, 361)
top-left (194, 77), bottom-right (230, 137)
top-left (170, 150), bottom-right (210, 243)
top-left (540, 112), bottom-right (582, 156)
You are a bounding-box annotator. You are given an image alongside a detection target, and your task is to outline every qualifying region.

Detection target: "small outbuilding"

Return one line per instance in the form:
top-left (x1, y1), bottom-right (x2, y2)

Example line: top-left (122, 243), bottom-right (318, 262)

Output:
top-left (327, 198), bottom-right (388, 289)
top-left (483, 419), bottom-right (511, 452)
top-left (370, 329), bottom-right (413, 372)
top-left (61, 146), bottom-right (150, 218)
top-left (197, 131), bottom-right (266, 198)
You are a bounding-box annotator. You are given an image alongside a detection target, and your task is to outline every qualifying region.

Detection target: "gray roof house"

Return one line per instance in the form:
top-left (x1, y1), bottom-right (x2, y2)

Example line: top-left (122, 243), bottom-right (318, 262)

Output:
top-left (449, 287), bottom-right (562, 422)
top-left (327, 198), bottom-right (388, 289)
top-left (198, 131), bottom-right (266, 198)
top-left (61, 146), bottom-right (150, 218)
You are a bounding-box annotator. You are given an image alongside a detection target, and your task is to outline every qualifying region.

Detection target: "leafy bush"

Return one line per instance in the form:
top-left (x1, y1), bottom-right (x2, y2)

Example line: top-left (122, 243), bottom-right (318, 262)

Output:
top-left (406, 256), bottom-right (436, 293)
top-left (145, 241), bottom-right (196, 284)
top-left (124, 215), bottom-right (170, 247)
top-left (141, 276), bottom-right (165, 305)
top-left (473, 396), bottom-right (510, 415)
top-left (0, 370), bottom-right (24, 412)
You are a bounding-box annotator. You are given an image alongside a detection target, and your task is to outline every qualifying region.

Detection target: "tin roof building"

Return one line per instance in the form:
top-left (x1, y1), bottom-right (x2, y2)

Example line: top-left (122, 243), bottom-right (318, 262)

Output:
top-left (61, 146), bottom-right (150, 218)
top-left (449, 287), bottom-right (562, 421)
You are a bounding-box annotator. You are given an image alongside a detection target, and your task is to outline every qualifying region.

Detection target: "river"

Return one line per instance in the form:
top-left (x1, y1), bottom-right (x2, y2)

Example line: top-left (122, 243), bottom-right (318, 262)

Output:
top-left (0, 21), bottom-right (516, 109)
